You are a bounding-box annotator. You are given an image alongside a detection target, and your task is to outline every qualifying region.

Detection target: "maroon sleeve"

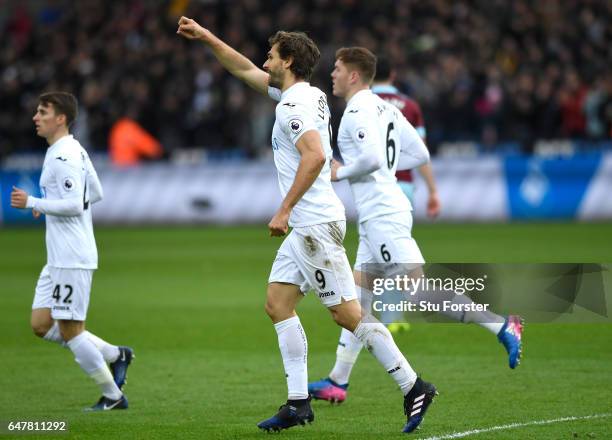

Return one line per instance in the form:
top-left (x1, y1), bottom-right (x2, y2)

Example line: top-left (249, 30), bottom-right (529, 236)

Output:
top-left (403, 98), bottom-right (425, 130)
top-left (398, 98), bottom-right (425, 182)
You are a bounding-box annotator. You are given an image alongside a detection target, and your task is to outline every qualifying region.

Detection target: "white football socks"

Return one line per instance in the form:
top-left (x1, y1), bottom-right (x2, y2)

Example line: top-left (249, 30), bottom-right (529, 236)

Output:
top-left (42, 323), bottom-right (122, 361)
top-left (329, 328), bottom-right (362, 385)
top-left (84, 331), bottom-right (121, 363)
top-left (66, 332), bottom-right (122, 400)
top-left (274, 316), bottom-right (308, 400)
top-left (43, 322), bottom-right (64, 345)
top-left (353, 321), bottom-right (416, 395)
top-left (479, 320), bottom-right (505, 335)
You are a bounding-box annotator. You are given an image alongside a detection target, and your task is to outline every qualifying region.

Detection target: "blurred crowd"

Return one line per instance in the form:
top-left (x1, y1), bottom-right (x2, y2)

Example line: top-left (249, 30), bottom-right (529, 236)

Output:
top-left (1, 0), bottom-right (611, 159)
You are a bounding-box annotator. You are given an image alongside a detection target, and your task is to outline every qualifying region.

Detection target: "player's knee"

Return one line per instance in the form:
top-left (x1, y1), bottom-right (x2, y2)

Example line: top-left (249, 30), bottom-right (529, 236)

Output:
top-left (59, 328), bottom-right (77, 342)
top-left (264, 299), bottom-right (293, 322)
top-left (59, 325), bottom-right (81, 342)
top-left (266, 283), bottom-right (303, 322)
top-left (31, 309), bottom-right (54, 338)
top-left (331, 309), bottom-right (358, 332)
top-left (333, 314), bottom-right (352, 330)
top-left (330, 299), bottom-right (361, 331)
top-left (31, 315), bottom-right (53, 338)
top-left (58, 321), bottom-right (84, 342)
top-left (264, 299), bottom-right (275, 319)
top-left (264, 298), bottom-right (282, 320)
top-left (265, 298), bottom-right (295, 323)
top-left (31, 322), bottom-right (51, 338)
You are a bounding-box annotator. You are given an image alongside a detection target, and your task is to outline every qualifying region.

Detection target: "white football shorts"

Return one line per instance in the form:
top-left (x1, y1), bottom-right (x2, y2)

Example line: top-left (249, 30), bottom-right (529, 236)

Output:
top-left (269, 221), bottom-right (357, 307)
top-left (354, 211), bottom-right (425, 272)
top-left (32, 265), bottom-right (93, 321)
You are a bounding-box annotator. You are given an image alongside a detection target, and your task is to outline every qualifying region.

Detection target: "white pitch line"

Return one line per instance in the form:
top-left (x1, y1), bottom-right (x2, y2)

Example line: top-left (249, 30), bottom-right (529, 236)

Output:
top-left (418, 413), bottom-right (612, 440)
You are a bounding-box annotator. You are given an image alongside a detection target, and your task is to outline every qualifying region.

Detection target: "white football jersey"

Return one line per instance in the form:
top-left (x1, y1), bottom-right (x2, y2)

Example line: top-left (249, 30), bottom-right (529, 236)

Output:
top-left (35, 135), bottom-right (99, 269)
top-left (338, 89), bottom-right (422, 222)
top-left (268, 83), bottom-right (345, 227)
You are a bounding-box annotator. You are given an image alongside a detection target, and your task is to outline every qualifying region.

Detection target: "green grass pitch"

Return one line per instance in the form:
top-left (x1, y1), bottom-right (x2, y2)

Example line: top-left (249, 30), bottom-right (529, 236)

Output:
top-left (1, 223), bottom-right (611, 439)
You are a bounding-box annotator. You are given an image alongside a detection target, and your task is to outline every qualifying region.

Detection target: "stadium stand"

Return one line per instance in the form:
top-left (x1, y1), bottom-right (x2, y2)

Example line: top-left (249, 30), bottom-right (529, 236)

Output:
top-left (1, 0), bottom-right (611, 160)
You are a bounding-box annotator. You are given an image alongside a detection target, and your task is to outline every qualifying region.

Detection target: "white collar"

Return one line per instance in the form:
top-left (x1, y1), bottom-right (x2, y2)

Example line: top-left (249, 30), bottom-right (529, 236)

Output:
top-left (281, 81), bottom-right (310, 100)
top-left (48, 134), bottom-right (73, 150)
top-left (346, 88), bottom-right (372, 106)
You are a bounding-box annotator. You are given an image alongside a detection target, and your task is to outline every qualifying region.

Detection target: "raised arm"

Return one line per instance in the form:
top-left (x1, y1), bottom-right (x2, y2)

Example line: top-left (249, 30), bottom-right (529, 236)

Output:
top-left (176, 16), bottom-right (269, 95)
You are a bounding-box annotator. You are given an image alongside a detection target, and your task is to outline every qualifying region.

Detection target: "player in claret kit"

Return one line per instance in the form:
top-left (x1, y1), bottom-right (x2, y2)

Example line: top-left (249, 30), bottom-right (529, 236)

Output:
top-left (11, 92), bottom-right (133, 411)
top-left (371, 54), bottom-right (441, 335)
top-left (177, 17), bottom-right (438, 434)
top-left (372, 54), bottom-right (440, 221)
top-left (307, 49), bottom-right (523, 425)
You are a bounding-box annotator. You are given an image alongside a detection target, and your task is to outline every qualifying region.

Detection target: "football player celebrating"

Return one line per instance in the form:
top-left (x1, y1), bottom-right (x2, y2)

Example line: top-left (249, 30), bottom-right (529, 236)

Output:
top-left (178, 17), bottom-right (438, 433)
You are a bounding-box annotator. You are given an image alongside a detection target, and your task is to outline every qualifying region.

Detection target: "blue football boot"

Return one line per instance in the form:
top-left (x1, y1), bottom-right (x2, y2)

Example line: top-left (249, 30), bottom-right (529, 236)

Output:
top-left (257, 398), bottom-right (314, 432)
top-left (497, 315), bottom-right (524, 369)
top-left (86, 395), bottom-right (128, 412)
top-left (110, 346), bottom-right (134, 389)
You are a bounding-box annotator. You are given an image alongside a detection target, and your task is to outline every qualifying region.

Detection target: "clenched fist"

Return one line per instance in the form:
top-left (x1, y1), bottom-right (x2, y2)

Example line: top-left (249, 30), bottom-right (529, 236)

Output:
top-left (176, 16), bottom-right (208, 41)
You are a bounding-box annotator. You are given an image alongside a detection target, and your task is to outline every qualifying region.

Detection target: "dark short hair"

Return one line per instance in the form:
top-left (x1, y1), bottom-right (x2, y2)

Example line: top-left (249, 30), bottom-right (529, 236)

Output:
top-left (39, 92), bottom-right (78, 127)
top-left (268, 31), bottom-right (320, 81)
top-left (374, 54), bottom-right (392, 81)
top-left (335, 47), bottom-right (377, 84)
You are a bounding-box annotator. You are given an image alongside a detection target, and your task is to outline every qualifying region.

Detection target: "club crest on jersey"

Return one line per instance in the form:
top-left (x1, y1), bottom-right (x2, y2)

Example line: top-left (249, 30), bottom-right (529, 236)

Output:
top-left (63, 177), bottom-right (75, 191)
top-left (289, 119), bottom-right (303, 134)
top-left (355, 128), bottom-right (367, 142)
